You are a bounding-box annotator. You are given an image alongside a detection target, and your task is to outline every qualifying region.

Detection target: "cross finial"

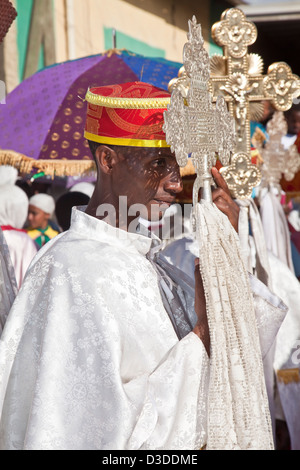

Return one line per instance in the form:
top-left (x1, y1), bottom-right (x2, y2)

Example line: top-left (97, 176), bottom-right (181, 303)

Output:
top-left (254, 111), bottom-right (300, 192)
top-left (169, 8), bottom-right (300, 199)
top-left (212, 8), bottom-right (257, 58)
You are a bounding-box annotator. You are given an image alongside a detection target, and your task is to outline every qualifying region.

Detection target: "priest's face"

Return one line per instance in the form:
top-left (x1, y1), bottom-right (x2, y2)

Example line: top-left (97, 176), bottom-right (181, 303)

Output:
top-left (111, 146), bottom-right (183, 221)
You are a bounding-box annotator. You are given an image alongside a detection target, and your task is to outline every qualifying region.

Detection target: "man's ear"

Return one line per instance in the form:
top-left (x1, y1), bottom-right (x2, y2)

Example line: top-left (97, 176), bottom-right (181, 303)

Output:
top-left (94, 145), bottom-right (117, 174)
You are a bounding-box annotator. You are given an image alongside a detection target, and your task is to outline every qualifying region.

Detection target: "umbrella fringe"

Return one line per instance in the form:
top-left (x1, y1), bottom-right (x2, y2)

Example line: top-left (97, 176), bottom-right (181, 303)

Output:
top-left (0, 150), bottom-right (96, 178)
top-left (0, 149), bottom-right (194, 178)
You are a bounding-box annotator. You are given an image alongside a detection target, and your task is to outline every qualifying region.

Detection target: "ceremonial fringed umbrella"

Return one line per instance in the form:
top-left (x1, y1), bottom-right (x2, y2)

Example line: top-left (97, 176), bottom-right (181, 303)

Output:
top-left (0, 50), bottom-right (182, 177)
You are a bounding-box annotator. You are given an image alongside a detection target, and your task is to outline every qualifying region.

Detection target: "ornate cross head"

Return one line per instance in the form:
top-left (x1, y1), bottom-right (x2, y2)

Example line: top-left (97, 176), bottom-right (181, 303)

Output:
top-left (163, 16), bottom-right (235, 206)
top-left (169, 7), bottom-right (300, 199)
top-left (212, 7), bottom-right (257, 58)
top-left (264, 63), bottom-right (300, 111)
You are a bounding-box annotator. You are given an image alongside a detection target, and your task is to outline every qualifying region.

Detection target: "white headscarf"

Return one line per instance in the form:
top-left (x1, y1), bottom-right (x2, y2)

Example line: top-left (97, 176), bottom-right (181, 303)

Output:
top-left (29, 194), bottom-right (55, 216)
top-left (70, 182), bottom-right (95, 198)
top-left (0, 166), bottom-right (28, 229)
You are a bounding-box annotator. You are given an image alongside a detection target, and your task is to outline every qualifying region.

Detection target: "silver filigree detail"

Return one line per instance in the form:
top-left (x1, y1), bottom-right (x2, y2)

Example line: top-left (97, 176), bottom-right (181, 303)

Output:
top-left (163, 88), bottom-right (188, 167)
top-left (163, 16), bottom-right (235, 204)
top-left (215, 95), bottom-right (236, 166)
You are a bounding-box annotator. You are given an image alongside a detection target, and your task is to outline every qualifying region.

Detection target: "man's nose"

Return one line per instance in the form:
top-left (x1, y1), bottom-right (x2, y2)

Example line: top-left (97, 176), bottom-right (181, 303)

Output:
top-left (164, 173), bottom-right (183, 194)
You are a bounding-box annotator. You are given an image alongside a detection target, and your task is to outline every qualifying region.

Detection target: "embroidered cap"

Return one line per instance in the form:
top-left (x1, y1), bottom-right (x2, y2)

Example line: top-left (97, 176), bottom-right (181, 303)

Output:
top-left (84, 81), bottom-right (171, 148)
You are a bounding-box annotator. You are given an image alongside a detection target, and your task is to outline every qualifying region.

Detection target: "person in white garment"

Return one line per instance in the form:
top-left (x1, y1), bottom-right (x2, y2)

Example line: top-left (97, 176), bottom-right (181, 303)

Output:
top-left (0, 166), bottom-right (37, 289)
top-left (0, 82), bottom-right (286, 450)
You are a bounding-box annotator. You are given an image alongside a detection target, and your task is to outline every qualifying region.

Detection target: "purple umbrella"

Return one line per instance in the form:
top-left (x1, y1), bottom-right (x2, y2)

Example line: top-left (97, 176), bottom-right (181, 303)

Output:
top-left (0, 50), bottom-right (182, 177)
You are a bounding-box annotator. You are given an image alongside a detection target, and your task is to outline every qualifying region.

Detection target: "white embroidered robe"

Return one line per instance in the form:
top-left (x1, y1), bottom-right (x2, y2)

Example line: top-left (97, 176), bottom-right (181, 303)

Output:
top-left (0, 208), bottom-right (209, 450)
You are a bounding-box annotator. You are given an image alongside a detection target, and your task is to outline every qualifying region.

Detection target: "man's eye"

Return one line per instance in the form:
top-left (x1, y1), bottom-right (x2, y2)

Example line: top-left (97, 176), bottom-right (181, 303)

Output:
top-left (152, 158), bottom-right (166, 168)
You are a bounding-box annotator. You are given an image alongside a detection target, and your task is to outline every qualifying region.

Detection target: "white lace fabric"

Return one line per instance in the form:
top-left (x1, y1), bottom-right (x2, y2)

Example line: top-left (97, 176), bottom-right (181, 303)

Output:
top-left (195, 201), bottom-right (274, 450)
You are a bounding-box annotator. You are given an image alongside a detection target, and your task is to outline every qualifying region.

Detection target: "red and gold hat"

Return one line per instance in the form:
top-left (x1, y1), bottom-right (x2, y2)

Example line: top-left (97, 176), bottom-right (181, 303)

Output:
top-left (84, 81), bottom-right (171, 148)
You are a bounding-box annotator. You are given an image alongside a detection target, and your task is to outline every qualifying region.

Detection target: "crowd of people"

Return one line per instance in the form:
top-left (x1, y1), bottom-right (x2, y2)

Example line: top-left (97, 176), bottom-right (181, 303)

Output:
top-left (0, 82), bottom-right (299, 450)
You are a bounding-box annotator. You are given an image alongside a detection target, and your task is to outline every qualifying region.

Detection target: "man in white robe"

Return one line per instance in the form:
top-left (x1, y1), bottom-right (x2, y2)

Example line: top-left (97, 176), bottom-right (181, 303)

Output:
top-left (0, 82), bottom-right (286, 450)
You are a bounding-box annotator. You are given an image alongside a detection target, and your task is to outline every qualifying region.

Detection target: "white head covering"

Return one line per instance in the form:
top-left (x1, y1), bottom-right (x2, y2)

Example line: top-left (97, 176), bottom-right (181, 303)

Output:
top-left (0, 165), bottom-right (18, 186)
top-left (29, 193), bottom-right (55, 216)
top-left (70, 182), bottom-right (94, 198)
top-left (0, 166), bottom-right (28, 229)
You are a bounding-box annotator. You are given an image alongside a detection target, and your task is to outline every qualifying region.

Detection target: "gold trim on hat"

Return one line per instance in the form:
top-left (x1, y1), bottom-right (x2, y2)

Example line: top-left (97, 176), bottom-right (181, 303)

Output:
top-left (84, 131), bottom-right (170, 148)
top-left (85, 90), bottom-right (170, 109)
